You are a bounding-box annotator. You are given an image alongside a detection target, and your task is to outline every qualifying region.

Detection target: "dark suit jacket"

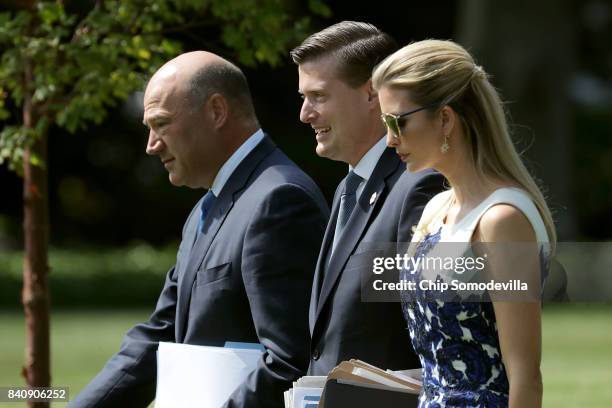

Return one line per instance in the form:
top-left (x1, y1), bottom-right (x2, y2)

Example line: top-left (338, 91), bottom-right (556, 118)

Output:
top-left (70, 136), bottom-right (329, 408)
top-left (308, 147), bottom-right (445, 375)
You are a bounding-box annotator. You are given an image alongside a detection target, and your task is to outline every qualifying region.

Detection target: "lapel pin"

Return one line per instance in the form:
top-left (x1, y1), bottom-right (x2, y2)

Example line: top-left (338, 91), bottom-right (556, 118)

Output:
top-left (369, 192), bottom-right (377, 205)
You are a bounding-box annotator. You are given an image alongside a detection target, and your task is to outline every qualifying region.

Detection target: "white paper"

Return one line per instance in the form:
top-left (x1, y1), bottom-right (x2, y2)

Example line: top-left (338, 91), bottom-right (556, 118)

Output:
top-left (291, 387), bottom-right (323, 408)
top-left (296, 376), bottom-right (327, 388)
top-left (155, 342), bottom-right (263, 408)
top-left (390, 368), bottom-right (423, 385)
top-left (352, 367), bottom-right (415, 391)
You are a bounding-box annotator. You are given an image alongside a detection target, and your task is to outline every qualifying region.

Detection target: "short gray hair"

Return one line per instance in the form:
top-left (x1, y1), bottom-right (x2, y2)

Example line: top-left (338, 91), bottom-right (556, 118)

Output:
top-left (187, 60), bottom-right (257, 120)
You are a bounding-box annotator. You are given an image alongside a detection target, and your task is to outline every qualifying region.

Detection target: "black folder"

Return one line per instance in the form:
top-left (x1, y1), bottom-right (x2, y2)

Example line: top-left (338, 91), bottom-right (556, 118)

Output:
top-left (321, 378), bottom-right (419, 407)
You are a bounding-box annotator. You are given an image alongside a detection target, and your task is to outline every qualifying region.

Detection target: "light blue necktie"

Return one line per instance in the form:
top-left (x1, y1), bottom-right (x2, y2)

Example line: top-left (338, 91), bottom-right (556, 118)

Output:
top-left (195, 191), bottom-right (217, 241)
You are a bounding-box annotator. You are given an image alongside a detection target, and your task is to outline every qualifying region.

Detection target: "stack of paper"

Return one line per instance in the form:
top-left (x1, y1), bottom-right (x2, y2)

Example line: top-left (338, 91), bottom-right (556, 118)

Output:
top-left (328, 359), bottom-right (421, 391)
top-left (283, 376), bottom-right (326, 408)
top-left (284, 360), bottom-right (421, 408)
top-left (155, 342), bottom-right (263, 408)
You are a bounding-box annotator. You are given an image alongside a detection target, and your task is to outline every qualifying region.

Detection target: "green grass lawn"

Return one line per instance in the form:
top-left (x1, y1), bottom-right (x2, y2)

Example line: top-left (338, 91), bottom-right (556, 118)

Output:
top-left (540, 304), bottom-right (612, 407)
top-left (0, 304), bottom-right (610, 407)
top-left (0, 309), bottom-right (150, 408)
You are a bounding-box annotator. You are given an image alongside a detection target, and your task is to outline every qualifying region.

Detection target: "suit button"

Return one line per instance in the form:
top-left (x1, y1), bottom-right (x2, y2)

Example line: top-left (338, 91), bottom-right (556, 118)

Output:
top-left (312, 348), bottom-right (320, 361)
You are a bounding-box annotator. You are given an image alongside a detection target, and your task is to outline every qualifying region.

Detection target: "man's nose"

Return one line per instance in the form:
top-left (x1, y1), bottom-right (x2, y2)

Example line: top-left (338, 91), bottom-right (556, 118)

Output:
top-left (299, 99), bottom-right (316, 124)
top-left (146, 130), bottom-right (164, 155)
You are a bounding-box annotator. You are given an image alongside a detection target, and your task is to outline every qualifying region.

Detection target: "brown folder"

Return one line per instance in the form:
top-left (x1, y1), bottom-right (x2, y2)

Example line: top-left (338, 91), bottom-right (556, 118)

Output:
top-left (319, 378), bottom-right (419, 408)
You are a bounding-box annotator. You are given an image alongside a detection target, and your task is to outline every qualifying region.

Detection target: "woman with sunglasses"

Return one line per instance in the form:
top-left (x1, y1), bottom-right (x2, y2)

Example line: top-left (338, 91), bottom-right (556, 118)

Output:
top-left (372, 40), bottom-right (556, 408)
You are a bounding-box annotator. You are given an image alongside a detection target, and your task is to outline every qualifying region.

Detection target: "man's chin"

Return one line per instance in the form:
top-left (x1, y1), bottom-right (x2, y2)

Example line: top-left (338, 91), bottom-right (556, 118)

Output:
top-left (168, 173), bottom-right (184, 187)
top-left (315, 143), bottom-right (333, 160)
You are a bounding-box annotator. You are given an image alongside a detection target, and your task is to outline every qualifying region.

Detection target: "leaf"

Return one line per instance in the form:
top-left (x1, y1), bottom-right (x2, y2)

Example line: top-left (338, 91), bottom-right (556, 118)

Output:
top-left (0, 0), bottom-right (329, 174)
top-left (29, 152), bottom-right (45, 168)
top-left (308, 0), bottom-right (332, 18)
top-left (137, 49), bottom-right (151, 60)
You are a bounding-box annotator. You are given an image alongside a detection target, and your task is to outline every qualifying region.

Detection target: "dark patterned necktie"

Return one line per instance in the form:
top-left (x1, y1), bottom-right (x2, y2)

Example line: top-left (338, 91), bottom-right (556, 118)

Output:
top-left (332, 171), bottom-right (363, 252)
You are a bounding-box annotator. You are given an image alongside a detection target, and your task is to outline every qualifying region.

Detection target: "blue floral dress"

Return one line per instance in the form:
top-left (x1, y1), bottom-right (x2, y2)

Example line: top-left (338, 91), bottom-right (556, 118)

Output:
top-left (400, 188), bottom-right (550, 407)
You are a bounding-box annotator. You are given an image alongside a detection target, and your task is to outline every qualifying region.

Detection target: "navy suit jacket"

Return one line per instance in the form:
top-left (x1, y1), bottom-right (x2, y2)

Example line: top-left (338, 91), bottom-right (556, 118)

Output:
top-left (308, 147), bottom-right (445, 375)
top-left (70, 136), bottom-right (329, 408)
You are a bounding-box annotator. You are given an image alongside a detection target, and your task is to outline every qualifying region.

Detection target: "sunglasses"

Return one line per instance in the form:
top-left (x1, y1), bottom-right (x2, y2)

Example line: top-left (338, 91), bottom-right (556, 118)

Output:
top-left (380, 102), bottom-right (440, 138)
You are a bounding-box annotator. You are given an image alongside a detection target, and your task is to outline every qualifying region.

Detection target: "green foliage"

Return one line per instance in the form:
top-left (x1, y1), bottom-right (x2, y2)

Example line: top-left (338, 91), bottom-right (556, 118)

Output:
top-left (0, 0), bottom-right (330, 173)
top-left (2, 243), bottom-right (176, 279)
top-left (0, 243), bottom-right (177, 307)
top-left (210, 0), bottom-right (331, 67)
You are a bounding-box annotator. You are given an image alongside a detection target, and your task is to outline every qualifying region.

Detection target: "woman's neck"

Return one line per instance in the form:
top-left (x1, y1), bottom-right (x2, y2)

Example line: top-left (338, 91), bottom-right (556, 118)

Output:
top-left (435, 148), bottom-right (509, 226)
top-left (440, 154), bottom-right (495, 207)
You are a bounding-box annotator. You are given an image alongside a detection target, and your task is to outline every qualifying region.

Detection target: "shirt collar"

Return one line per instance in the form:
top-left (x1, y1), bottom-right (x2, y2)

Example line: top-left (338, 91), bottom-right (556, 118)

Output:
top-left (210, 128), bottom-right (265, 196)
top-left (349, 135), bottom-right (387, 182)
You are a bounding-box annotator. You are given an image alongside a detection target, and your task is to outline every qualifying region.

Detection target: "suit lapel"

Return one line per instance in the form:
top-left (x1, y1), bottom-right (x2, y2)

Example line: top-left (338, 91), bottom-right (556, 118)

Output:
top-left (309, 189), bottom-right (340, 332)
top-left (313, 148), bottom-right (402, 330)
top-left (176, 136), bottom-right (276, 342)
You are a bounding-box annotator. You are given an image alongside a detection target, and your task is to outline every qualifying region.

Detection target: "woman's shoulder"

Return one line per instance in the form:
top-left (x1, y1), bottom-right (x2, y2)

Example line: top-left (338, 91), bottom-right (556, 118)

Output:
top-left (476, 187), bottom-right (549, 243)
top-left (478, 203), bottom-right (537, 242)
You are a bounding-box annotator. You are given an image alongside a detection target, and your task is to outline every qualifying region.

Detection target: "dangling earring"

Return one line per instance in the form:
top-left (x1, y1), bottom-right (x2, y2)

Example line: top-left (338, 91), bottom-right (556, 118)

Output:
top-left (441, 134), bottom-right (450, 153)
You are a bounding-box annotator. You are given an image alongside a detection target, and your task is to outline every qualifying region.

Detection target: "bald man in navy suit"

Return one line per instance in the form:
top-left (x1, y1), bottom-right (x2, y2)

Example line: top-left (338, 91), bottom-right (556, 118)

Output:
top-left (70, 52), bottom-right (329, 408)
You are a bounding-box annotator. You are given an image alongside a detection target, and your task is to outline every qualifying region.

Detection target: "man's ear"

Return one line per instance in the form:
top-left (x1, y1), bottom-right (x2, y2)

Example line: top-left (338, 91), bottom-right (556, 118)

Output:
top-left (207, 93), bottom-right (229, 129)
top-left (365, 79), bottom-right (378, 106)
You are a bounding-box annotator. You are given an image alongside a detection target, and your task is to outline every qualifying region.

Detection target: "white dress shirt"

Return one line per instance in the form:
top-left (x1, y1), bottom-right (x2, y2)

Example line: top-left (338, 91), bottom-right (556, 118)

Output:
top-left (210, 128), bottom-right (265, 196)
top-left (349, 135), bottom-right (387, 199)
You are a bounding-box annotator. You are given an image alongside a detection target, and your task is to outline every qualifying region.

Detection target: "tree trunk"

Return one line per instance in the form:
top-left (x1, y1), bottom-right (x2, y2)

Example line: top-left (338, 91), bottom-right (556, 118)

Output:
top-left (21, 59), bottom-right (51, 408)
top-left (456, 0), bottom-right (577, 239)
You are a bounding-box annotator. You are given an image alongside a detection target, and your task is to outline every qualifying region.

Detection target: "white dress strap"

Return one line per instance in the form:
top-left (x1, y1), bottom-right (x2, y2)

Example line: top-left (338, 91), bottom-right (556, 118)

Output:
top-left (448, 187), bottom-right (549, 244)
